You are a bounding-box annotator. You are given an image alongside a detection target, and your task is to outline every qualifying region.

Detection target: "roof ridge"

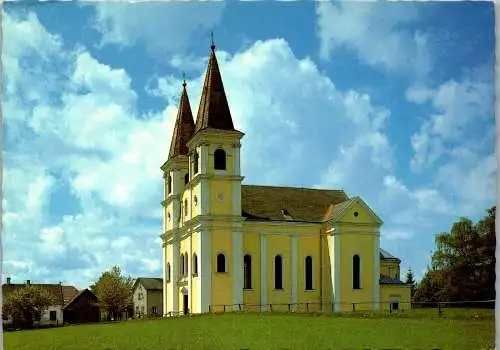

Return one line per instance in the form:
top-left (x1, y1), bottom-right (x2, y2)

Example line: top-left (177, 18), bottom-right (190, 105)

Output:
top-left (242, 184), bottom-right (347, 193)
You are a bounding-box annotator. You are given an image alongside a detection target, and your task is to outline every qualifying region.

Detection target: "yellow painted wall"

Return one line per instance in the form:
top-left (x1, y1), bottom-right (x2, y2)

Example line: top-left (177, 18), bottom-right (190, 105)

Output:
top-left (211, 227), bottom-right (233, 311)
top-left (297, 235), bottom-right (321, 312)
top-left (338, 233), bottom-right (376, 311)
top-left (321, 234), bottom-right (333, 308)
top-left (209, 180), bottom-right (233, 216)
top-left (336, 201), bottom-right (380, 312)
top-left (338, 202), bottom-right (379, 226)
top-left (206, 144), bottom-right (235, 175)
top-left (242, 233), bottom-right (260, 311)
top-left (191, 231), bottom-right (200, 313)
top-left (380, 261), bottom-right (400, 279)
top-left (380, 284), bottom-right (411, 310)
top-left (266, 235), bottom-right (291, 312)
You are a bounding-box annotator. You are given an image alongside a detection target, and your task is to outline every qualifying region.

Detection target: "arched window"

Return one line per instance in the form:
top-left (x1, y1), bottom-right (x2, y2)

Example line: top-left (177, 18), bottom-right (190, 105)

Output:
top-left (274, 255), bottom-right (283, 290)
top-left (193, 152), bottom-right (199, 174)
top-left (214, 149), bottom-right (226, 170)
top-left (166, 263), bottom-right (171, 282)
top-left (167, 175), bottom-right (172, 194)
top-left (216, 253), bottom-right (226, 273)
top-left (180, 254), bottom-right (185, 277)
top-left (305, 256), bottom-right (313, 290)
top-left (243, 255), bottom-right (252, 289)
top-left (184, 173), bottom-right (189, 185)
top-left (193, 253), bottom-right (198, 275)
top-left (353, 255), bottom-right (361, 289)
top-left (184, 199), bottom-right (188, 217)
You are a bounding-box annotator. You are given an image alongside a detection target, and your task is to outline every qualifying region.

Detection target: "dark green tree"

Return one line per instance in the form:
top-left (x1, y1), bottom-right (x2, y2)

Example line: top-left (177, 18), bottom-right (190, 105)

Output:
top-left (414, 207), bottom-right (495, 306)
top-left (92, 266), bottom-right (134, 320)
top-left (3, 285), bottom-right (55, 329)
top-left (405, 267), bottom-right (416, 298)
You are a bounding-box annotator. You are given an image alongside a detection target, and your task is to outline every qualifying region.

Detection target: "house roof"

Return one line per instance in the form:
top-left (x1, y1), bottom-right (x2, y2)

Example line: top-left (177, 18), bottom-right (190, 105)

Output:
top-left (380, 248), bottom-right (401, 262)
top-left (194, 44), bottom-right (235, 133)
top-left (2, 283), bottom-right (79, 306)
top-left (241, 185), bottom-right (349, 223)
top-left (63, 288), bottom-right (98, 309)
top-left (134, 278), bottom-right (163, 291)
top-left (168, 81), bottom-right (195, 160)
top-left (379, 275), bottom-right (407, 285)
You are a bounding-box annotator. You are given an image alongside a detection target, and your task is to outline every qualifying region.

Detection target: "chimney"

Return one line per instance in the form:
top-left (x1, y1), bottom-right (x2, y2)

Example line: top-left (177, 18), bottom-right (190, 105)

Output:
top-left (26, 280), bottom-right (30, 285)
top-left (6, 277), bottom-right (11, 285)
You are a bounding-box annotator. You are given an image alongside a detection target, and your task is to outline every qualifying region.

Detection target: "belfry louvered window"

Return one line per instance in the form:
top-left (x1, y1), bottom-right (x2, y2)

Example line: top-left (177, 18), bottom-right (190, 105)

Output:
top-left (214, 149), bottom-right (226, 170)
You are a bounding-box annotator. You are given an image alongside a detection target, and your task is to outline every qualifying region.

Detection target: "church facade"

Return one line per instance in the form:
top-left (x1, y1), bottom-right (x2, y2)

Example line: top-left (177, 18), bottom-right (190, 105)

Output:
top-left (160, 43), bottom-right (411, 316)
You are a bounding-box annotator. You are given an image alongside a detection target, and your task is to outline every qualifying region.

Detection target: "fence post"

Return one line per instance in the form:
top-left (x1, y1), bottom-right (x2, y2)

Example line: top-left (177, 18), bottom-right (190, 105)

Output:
top-left (288, 304), bottom-right (291, 312)
top-left (239, 304), bottom-right (242, 312)
top-left (352, 303), bottom-right (356, 312)
top-left (332, 302), bottom-right (334, 312)
top-left (306, 303), bottom-right (309, 313)
top-left (208, 305), bottom-right (211, 313)
top-left (438, 302), bottom-right (443, 317)
top-left (269, 304), bottom-right (273, 312)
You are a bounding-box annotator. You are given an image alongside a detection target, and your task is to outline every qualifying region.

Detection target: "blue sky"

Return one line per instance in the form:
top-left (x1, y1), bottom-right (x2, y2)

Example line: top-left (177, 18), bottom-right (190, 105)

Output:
top-left (3, 2), bottom-right (495, 289)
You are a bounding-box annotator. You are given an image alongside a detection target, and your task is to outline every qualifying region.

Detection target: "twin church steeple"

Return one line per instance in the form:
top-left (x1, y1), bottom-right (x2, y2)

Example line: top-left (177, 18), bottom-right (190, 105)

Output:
top-left (167, 42), bottom-right (237, 162)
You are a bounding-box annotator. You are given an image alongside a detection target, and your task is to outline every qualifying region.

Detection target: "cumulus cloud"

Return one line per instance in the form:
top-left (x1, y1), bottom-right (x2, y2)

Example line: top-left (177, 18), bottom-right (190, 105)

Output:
top-left (316, 2), bottom-right (432, 78)
top-left (405, 66), bottom-right (495, 215)
top-left (91, 2), bottom-right (225, 56)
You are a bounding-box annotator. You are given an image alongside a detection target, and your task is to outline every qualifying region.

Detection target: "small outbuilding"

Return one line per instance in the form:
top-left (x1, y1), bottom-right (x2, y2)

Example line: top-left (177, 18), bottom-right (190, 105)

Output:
top-left (63, 289), bottom-right (100, 324)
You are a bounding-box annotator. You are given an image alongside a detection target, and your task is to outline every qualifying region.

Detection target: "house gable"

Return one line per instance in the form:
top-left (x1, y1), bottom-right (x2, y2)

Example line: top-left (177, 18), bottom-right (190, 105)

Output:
top-left (329, 196), bottom-right (383, 226)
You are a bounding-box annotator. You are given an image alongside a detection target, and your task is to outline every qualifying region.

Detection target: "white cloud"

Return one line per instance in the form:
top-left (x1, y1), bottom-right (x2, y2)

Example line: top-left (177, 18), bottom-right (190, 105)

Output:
top-left (316, 2), bottom-right (432, 77)
top-left (91, 2), bottom-right (225, 56)
top-left (405, 66), bottom-right (495, 215)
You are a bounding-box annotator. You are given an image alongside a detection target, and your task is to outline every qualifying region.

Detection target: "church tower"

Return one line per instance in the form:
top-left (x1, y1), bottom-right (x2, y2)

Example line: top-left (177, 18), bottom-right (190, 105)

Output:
top-left (161, 79), bottom-right (195, 316)
top-left (186, 41), bottom-right (245, 313)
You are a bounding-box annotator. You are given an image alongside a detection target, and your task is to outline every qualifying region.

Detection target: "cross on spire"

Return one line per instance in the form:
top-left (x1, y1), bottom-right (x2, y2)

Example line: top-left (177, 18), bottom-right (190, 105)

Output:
top-left (182, 72), bottom-right (186, 87)
top-left (210, 31), bottom-right (215, 51)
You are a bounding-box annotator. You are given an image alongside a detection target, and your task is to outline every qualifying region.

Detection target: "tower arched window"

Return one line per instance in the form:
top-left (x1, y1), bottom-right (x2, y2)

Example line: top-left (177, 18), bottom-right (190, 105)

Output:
top-left (184, 173), bottom-right (189, 185)
top-left (184, 253), bottom-right (189, 277)
top-left (353, 254), bottom-right (361, 289)
top-left (184, 199), bottom-right (188, 217)
top-left (180, 254), bottom-right (185, 277)
top-left (214, 149), bottom-right (226, 170)
top-left (216, 253), bottom-right (226, 273)
top-left (167, 175), bottom-right (172, 194)
top-left (193, 152), bottom-right (199, 174)
top-left (166, 263), bottom-right (171, 283)
top-left (274, 255), bottom-right (283, 290)
top-left (243, 255), bottom-right (252, 289)
top-left (305, 256), bottom-right (313, 290)
top-left (193, 253), bottom-right (198, 276)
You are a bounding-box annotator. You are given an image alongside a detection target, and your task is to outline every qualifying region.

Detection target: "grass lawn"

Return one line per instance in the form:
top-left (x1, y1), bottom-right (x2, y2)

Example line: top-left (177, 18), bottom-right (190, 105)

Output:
top-left (4, 311), bottom-right (495, 350)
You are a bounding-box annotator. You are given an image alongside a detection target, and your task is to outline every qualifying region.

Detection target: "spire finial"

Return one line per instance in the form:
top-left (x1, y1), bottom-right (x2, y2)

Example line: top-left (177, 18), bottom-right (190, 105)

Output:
top-left (182, 72), bottom-right (186, 87)
top-left (210, 31), bottom-right (215, 51)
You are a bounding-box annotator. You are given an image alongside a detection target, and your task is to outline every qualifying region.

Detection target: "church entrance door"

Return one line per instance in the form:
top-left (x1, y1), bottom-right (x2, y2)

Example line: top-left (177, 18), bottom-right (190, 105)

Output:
top-left (183, 294), bottom-right (189, 315)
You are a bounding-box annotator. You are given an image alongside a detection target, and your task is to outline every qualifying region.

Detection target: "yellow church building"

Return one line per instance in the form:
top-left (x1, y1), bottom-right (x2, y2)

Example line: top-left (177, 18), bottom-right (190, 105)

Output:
top-left (160, 42), bottom-right (411, 316)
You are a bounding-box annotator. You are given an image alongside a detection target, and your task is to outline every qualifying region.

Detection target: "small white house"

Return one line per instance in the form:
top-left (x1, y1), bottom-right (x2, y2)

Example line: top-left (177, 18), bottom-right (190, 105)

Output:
top-left (2, 278), bottom-right (79, 326)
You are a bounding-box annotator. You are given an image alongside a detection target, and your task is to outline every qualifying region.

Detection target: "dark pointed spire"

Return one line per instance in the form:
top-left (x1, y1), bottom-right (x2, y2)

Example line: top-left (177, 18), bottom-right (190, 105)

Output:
top-left (194, 37), bottom-right (236, 133)
top-left (168, 79), bottom-right (195, 159)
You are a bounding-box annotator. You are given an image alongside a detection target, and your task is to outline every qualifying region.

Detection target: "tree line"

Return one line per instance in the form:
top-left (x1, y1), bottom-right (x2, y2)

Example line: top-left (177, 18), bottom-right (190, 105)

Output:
top-left (405, 206), bottom-right (495, 307)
